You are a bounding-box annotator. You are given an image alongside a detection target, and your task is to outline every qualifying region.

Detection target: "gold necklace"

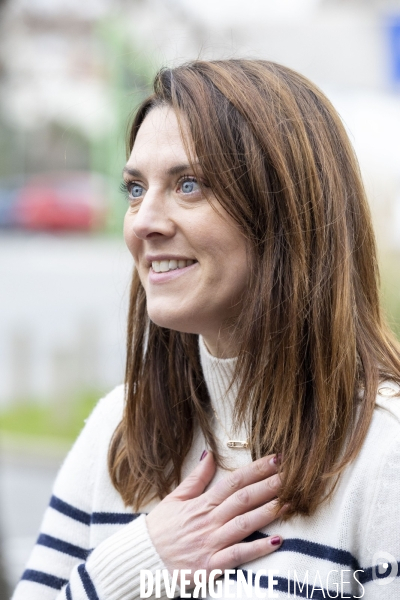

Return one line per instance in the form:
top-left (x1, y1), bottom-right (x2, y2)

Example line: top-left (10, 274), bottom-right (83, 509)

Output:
top-left (211, 405), bottom-right (249, 449)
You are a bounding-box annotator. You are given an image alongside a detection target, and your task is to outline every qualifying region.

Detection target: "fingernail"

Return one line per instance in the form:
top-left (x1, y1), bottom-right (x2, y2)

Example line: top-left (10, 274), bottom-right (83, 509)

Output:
top-left (200, 450), bottom-right (208, 461)
top-left (272, 453), bottom-right (282, 465)
top-left (270, 536), bottom-right (281, 546)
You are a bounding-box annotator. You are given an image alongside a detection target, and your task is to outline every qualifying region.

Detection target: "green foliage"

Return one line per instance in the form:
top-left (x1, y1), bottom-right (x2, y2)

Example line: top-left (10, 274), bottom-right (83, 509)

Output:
top-left (0, 390), bottom-right (103, 443)
top-left (380, 253), bottom-right (400, 340)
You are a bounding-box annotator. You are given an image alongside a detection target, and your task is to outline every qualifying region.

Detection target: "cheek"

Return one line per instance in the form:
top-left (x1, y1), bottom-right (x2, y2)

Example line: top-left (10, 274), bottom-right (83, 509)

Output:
top-left (224, 242), bottom-right (250, 297)
top-left (123, 214), bottom-right (138, 258)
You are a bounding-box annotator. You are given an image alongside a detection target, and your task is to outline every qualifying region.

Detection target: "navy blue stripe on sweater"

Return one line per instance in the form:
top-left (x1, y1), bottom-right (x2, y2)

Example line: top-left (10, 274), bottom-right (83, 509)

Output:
top-left (47, 495), bottom-right (399, 590)
top-left (242, 534), bottom-right (400, 585)
top-left (50, 495), bottom-right (142, 526)
top-left (78, 564), bottom-right (99, 600)
top-left (91, 512), bottom-right (139, 525)
top-left (279, 538), bottom-right (360, 570)
top-left (50, 496), bottom-right (91, 525)
top-left (243, 531), bottom-right (360, 570)
top-left (21, 569), bottom-right (68, 590)
top-left (37, 533), bottom-right (89, 560)
top-left (65, 583), bottom-right (72, 600)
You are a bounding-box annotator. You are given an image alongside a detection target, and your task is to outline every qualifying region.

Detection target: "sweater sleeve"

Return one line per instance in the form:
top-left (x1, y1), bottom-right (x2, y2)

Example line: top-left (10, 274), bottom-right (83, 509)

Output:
top-left (11, 386), bottom-right (176, 600)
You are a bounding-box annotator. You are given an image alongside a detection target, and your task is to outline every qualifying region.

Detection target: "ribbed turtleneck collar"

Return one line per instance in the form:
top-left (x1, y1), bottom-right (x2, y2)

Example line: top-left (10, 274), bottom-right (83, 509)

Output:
top-left (198, 335), bottom-right (238, 409)
top-left (198, 335), bottom-right (251, 466)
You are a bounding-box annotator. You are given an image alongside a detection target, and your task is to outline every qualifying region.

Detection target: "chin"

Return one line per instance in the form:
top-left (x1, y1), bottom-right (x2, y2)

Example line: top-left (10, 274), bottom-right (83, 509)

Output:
top-left (147, 307), bottom-right (202, 335)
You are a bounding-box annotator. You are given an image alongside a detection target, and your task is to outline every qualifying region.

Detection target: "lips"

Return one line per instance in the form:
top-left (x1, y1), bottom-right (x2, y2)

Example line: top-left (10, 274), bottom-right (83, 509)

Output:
top-left (147, 258), bottom-right (198, 285)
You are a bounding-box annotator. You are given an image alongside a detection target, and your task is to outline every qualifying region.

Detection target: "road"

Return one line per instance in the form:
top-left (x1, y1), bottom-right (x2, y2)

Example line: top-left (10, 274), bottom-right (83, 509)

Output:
top-left (0, 443), bottom-right (65, 591)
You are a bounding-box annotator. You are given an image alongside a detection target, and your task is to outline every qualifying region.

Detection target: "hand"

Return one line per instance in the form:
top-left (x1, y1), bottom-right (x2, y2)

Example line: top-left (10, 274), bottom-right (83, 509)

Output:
top-left (146, 452), bottom-right (284, 582)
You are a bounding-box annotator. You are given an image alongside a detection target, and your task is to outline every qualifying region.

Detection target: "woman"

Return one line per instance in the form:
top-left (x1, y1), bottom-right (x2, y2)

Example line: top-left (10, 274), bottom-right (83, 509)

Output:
top-left (12, 60), bottom-right (400, 599)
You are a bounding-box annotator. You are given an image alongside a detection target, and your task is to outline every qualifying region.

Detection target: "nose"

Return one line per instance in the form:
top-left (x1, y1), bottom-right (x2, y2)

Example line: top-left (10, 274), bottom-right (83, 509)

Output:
top-left (130, 189), bottom-right (175, 240)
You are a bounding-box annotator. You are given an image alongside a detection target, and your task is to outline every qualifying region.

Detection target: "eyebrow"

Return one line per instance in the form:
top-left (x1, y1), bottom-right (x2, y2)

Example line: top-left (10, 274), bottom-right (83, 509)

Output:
top-left (123, 162), bottom-right (201, 178)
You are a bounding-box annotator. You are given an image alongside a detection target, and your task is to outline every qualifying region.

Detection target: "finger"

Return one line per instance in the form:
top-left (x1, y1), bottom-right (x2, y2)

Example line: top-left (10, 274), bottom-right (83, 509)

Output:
top-left (209, 535), bottom-right (282, 572)
top-left (169, 451), bottom-right (216, 501)
top-left (206, 454), bottom-right (278, 506)
top-left (213, 473), bottom-right (281, 524)
top-left (216, 499), bottom-right (283, 548)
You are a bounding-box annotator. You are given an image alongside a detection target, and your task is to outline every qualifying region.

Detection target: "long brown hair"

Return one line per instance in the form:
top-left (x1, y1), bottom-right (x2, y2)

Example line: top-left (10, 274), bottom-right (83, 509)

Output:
top-left (109, 59), bottom-right (400, 516)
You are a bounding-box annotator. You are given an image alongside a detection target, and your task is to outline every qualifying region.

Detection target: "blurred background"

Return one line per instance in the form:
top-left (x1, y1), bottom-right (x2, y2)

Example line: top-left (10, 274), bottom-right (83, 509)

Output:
top-left (1, 0), bottom-right (400, 594)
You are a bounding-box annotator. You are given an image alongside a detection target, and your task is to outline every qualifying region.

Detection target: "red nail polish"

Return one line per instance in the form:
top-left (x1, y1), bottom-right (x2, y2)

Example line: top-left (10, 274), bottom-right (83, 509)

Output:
top-left (273, 453), bottom-right (282, 465)
top-left (200, 450), bottom-right (208, 461)
top-left (270, 536), bottom-right (281, 546)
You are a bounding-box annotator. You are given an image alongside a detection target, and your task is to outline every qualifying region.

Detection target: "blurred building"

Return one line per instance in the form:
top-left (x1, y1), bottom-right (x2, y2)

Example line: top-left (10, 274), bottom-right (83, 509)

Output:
top-left (0, 0), bottom-right (118, 178)
top-left (1, 0), bottom-right (400, 180)
top-left (2, 0), bottom-right (398, 225)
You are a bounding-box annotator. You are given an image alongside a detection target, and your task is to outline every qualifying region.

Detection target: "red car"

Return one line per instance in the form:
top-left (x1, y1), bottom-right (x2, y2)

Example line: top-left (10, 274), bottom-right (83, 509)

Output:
top-left (14, 172), bottom-right (108, 231)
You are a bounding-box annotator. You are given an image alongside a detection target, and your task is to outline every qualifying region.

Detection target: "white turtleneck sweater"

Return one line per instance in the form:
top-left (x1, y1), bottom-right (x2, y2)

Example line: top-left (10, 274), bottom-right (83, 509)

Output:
top-left (11, 337), bottom-right (400, 599)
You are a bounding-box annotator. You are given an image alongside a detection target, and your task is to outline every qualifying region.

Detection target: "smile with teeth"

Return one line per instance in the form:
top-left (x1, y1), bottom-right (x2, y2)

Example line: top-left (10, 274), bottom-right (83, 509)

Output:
top-left (151, 259), bottom-right (196, 273)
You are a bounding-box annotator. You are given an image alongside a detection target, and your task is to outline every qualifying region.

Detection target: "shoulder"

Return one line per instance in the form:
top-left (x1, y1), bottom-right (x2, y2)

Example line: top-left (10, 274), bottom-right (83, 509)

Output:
top-left (344, 382), bottom-right (400, 490)
top-left (352, 381), bottom-right (400, 481)
top-left (52, 385), bottom-right (125, 494)
top-left (84, 383), bottom-right (126, 433)
top-left (370, 381), bottom-right (400, 451)
top-left (75, 383), bottom-right (126, 455)
top-left (374, 381), bottom-right (400, 424)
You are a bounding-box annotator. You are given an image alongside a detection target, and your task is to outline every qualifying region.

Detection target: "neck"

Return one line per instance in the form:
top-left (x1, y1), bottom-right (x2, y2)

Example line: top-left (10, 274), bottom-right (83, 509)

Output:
top-left (201, 329), bottom-right (239, 359)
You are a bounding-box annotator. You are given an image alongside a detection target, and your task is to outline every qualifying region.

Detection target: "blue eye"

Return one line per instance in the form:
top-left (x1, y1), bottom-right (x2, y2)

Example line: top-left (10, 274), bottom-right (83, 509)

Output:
top-left (180, 178), bottom-right (199, 194)
top-left (130, 184), bottom-right (144, 198)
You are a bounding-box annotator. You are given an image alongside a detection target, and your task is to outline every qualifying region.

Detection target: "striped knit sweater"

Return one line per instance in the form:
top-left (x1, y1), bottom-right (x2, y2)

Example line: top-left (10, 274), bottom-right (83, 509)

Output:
top-left (11, 336), bottom-right (400, 599)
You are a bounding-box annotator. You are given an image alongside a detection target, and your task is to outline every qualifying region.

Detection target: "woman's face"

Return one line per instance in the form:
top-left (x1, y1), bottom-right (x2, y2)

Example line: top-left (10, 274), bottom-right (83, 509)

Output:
top-left (123, 106), bottom-right (249, 358)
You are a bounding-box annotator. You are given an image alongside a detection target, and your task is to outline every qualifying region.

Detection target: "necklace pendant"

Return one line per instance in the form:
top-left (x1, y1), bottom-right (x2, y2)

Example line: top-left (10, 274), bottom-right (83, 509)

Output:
top-left (378, 386), bottom-right (397, 397)
top-left (227, 440), bottom-right (249, 449)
